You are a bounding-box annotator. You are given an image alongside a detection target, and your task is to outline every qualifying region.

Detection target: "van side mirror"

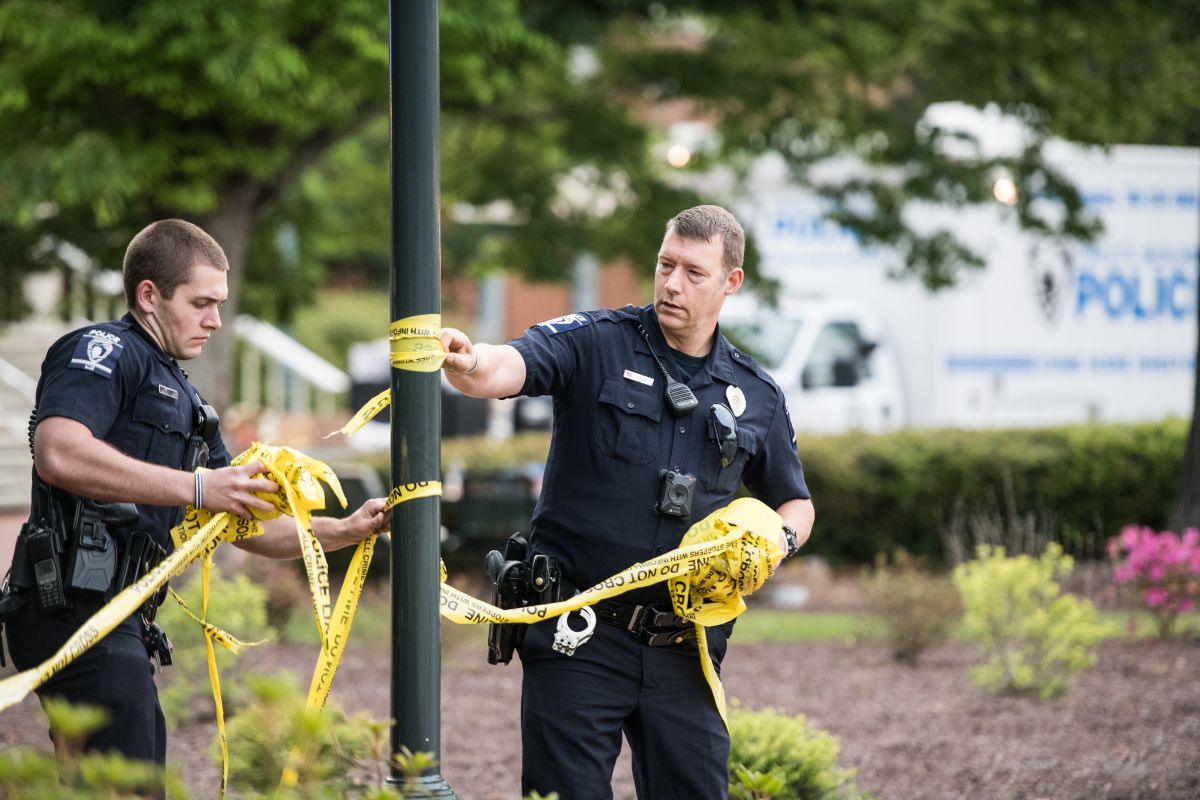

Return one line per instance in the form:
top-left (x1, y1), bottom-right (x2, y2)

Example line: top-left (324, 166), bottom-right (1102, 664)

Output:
top-left (859, 340), bottom-right (878, 358)
top-left (832, 357), bottom-right (859, 387)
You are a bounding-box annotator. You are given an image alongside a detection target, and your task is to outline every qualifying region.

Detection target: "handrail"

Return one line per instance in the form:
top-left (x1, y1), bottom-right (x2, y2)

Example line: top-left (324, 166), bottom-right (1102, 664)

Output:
top-left (231, 315), bottom-right (349, 395)
top-left (0, 355), bottom-right (36, 404)
top-left (0, 355), bottom-right (35, 441)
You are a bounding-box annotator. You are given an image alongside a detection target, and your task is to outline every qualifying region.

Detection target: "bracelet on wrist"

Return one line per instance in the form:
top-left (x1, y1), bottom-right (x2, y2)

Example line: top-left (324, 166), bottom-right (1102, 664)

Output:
top-left (781, 524), bottom-right (799, 558)
top-left (194, 468), bottom-right (205, 510)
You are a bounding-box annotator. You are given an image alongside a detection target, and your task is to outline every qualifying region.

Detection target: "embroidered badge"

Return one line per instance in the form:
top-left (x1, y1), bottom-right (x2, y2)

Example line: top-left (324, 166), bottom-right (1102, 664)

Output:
top-left (69, 329), bottom-right (125, 378)
top-left (727, 385), bottom-right (747, 417)
top-left (537, 313), bottom-right (591, 334)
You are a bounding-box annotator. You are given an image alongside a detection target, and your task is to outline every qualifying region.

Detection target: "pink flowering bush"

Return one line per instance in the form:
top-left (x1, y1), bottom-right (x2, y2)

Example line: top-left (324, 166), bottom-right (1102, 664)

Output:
top-left (1108, 525), bottom-right (1200, 637)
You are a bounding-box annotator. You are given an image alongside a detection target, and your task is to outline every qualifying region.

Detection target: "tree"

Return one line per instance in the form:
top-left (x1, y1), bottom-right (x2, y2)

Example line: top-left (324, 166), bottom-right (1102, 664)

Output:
top-left (0, 1), bottom-right (716, 405)
top-left (577, 0), bottom-right (1199, 525)
top-left (0, 0), bottom-right (614, 406)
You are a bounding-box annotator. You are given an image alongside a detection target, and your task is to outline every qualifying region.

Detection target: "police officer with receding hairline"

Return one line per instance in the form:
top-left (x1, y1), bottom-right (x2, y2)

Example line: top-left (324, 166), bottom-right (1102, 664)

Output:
top-left (0, 219), bottom-right (390, 768)
top-left (441, 205), bottom-right (815, 799)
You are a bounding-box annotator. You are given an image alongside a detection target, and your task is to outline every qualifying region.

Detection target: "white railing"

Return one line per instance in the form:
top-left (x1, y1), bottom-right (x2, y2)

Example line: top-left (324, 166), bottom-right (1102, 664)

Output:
top-left (23, 252), bottom-right (350, 415)
top-left (232, 315), bottom-right (349, 414)
top-left (0, 355), bottom-right (36, 440)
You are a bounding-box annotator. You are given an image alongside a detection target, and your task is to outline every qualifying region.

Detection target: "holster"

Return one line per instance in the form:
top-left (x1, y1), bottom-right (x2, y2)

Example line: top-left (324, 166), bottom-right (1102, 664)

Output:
top-left (485, 533), bottom-right (530, 665)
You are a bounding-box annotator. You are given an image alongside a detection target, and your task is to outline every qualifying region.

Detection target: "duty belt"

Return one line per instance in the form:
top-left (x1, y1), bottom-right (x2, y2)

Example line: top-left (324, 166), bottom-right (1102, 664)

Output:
top-left (591, 598), bottom-right (695, 647)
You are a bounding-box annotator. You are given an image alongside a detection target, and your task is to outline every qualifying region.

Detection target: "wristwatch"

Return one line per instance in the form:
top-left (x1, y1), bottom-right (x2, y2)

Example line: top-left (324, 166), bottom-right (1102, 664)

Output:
top-left (781, 524), bottom-right (799, 558)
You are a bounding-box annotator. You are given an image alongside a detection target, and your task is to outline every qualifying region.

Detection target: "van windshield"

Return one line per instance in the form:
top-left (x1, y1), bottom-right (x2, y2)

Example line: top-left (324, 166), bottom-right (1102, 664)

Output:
top-left (720, 314), bottom-right (801, 369)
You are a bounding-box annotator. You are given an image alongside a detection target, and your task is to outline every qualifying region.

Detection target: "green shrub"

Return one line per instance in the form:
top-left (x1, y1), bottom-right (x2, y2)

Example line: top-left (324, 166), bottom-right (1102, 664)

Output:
top-left (727, 706), bottom-right (867, 800)
top-left (859, 551), bottom-right (961, 664)
top-left (953, 544), bottom-right (1107, 698)
top-left (155, 563), bottom-right (276, 723)
top-left (222, 671), bottom-right (393, 797)
top-left (0, 698), bottom-right (187, 799)
top-left (800, 420), bottom-right (1184, 565)
top-left (422, 421), bottom-right (1184, 567)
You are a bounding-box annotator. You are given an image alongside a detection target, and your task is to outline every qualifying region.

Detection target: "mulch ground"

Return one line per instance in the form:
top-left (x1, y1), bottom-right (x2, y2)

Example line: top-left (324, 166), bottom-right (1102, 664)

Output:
top-left (3, 627), bottom-right (1197, 799)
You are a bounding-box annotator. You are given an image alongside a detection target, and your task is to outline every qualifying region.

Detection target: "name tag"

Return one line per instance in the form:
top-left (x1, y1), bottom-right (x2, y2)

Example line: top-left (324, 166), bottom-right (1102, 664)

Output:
top-left (623, 369), bottom-right (654, 387)
top-left (158, 384), bottom-right (179, 400)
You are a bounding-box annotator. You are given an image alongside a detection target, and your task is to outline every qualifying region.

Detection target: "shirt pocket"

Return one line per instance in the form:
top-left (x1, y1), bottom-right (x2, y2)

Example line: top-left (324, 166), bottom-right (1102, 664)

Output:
top-left (700, 425), bottom-right (759, 494)
top-left (594, 378), bottom-right (662, 465)
top-left (131, 390), bottom-right (189, 467)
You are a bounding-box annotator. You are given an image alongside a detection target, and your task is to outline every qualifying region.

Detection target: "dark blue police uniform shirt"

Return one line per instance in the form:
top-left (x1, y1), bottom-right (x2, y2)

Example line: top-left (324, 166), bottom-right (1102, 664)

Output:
top-left (510, 303), bottom-right (810, 604)
top-left (32, 313), bottom-right (231, 549)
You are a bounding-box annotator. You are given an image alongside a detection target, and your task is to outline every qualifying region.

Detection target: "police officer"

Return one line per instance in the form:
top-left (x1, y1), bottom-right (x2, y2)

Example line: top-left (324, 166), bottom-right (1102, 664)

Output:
top-left (441, 205), bottom-right (814, 799)
top-left (0, 219), bottom-right (389, 766)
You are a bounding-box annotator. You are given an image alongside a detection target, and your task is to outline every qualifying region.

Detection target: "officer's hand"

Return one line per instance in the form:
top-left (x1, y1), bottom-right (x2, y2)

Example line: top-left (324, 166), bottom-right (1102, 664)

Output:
top-left (323, 497), bottom-right (390, 550)
top-left (202, 462), bottom-right (279, 519)
top-left (439, 327), bottom-right (477, 375)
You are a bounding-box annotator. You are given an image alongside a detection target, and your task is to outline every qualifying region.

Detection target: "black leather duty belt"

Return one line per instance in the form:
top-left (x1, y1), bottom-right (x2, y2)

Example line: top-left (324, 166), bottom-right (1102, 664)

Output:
top-left (590, 599), bottom-right (695, 647)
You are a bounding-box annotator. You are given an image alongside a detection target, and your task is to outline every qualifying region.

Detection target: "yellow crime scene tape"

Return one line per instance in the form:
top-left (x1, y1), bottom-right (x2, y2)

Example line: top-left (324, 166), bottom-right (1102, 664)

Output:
top-left (0, 442), bottom-right (416, 798)
top-left (331, 314), bottom-right (786, 725)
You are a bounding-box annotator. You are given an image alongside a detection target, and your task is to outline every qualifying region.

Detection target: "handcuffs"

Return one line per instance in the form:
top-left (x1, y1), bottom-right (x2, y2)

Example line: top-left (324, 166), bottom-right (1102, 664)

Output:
top-left (552, 606), bottom-right (597, 657)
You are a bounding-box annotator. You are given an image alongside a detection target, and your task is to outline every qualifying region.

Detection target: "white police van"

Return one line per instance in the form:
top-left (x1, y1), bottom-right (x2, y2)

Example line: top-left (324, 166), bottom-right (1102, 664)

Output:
top-left (720, 108), bottom-right (1198, 433)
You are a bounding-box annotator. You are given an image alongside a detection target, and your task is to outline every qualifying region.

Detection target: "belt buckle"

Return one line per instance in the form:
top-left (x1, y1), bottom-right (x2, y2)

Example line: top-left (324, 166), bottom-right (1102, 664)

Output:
top-left (625, 603), bottom-right (646, 635)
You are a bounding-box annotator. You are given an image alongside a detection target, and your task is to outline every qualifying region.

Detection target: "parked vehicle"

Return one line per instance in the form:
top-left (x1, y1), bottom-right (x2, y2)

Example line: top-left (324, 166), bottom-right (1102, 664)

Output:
top-left (721, 116), bottom-right (1198, 432)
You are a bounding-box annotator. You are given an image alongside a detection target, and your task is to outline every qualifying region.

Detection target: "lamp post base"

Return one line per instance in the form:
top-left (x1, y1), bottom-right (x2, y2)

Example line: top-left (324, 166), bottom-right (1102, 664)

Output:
top-left (386, 774), bottom-right (459, 798)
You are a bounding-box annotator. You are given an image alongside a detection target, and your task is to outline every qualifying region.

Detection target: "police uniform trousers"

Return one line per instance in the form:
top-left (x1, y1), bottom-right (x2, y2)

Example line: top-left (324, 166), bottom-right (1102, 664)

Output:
top-left (518, 615), bottom-right (730, 800)
top-left (5, 596), bottom-right (166, 764)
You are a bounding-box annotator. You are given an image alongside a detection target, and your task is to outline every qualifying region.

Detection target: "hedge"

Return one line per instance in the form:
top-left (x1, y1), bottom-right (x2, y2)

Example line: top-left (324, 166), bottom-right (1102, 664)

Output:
top-left (361, 419), bottom-right (1187, 566)
top-left (796, 419), bottom-right (1186, 565)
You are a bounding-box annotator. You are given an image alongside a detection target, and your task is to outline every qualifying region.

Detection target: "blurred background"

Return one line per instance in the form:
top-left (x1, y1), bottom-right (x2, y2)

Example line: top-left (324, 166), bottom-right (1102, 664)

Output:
top-left (0, 0), bottom-right (1197, 574)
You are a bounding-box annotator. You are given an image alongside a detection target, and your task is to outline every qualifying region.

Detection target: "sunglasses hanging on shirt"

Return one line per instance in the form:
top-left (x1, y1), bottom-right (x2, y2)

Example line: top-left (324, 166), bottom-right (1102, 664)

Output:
top-left (635, 323), bottom-right (699, 417)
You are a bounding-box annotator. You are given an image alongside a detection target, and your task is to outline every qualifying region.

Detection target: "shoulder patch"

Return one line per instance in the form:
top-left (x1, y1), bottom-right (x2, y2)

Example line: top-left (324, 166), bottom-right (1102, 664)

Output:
top-left (68, 328), bottom-right (126, 378)
top-left (537, 312), bottom-right (593, 335)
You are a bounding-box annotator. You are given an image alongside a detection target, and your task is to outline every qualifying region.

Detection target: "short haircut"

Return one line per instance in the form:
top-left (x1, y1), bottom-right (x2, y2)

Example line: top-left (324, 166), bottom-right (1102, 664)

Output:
top-left (122, 219), bottom-right (229, 308)
top-left (665, 205), bottom-right (745, 275)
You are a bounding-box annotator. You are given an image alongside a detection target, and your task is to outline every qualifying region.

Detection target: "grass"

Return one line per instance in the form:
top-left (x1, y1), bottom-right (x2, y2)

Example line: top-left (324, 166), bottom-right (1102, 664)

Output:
top-left (280, 588), bottom-right (1190, 648)
top-left (731, 608), bottom-right (1178, 645)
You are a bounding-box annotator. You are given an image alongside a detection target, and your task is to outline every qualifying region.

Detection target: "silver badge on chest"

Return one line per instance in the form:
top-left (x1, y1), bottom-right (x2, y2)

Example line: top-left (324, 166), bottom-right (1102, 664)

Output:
top-left (726, 385), bottom-right (747, 417)
top-left (552, 606), bottom-right (597, 656)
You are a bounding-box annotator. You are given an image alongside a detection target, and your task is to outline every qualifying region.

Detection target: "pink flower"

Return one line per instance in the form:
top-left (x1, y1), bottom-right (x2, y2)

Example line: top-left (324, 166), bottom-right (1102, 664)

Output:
top-left (1109, 524), bottom-right (1200, 631)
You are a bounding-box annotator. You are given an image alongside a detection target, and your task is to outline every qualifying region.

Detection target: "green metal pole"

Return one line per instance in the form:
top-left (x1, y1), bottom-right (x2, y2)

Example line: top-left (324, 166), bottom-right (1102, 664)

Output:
top-left (388, 1), bottom-right (455, 795)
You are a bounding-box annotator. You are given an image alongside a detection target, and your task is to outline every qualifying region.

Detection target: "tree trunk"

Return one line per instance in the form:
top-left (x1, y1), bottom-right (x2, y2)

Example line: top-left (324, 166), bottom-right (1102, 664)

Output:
top-left (1169, 169), bottom-right (1200, 532)
top-left (188, 182), bottom-right (262, 414)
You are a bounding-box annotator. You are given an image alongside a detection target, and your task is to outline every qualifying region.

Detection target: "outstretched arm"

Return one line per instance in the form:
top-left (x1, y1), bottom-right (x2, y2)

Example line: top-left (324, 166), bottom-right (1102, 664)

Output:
top-left (439, 327), bottom-right (527, 399)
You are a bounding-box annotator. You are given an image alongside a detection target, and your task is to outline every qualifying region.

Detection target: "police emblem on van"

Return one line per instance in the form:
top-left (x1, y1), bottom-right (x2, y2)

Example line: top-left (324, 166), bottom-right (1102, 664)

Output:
top-left (69, 329), bottom-right (126, 377)
top-left (1027, 240), bottom-right (1073, 326)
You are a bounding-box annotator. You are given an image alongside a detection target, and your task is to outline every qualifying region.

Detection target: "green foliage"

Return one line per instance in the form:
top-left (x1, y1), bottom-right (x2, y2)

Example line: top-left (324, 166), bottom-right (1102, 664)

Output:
top-left (860, 551), bottom-right (961, 663)
top-left (727, 706), bottom-right (867, 800)
top-left (289, 289), bottom-right (391, 369)
top-left (430, 421), bottom-right (1184, 567)
top-left (953, 544), bottom-right (1107, 698)
top-left (731, 764), bottom-right (789, 800)
top-left (0, 699), bottom-right (187, 799)
top-left (155, 563), bottom-right (276, 723)
top-left (222, 671), bottom-right (391, 797)
top-left (799, 419), bottom-right (1186, 565)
